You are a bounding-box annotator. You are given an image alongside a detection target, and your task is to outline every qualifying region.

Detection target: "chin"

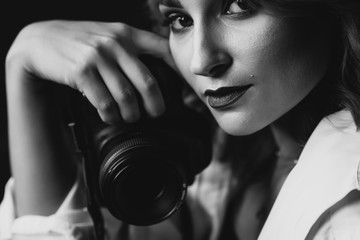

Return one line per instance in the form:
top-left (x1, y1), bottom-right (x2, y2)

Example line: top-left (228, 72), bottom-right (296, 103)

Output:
top-left (214, 112), bottom-right (265, 136)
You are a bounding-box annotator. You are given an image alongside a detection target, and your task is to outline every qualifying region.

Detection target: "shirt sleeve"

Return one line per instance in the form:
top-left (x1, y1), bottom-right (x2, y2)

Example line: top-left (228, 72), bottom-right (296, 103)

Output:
top-left (0, 177), bottom-right (184, 240)
top-left (0, 178), bottom-right (95, 240)
top-left (0, 171), bottom-right (196, 240)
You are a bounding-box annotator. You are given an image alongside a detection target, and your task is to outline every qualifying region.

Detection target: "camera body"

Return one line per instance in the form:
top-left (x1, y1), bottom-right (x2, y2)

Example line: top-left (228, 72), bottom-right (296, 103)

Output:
top-left (71, 56), bottom-right (212, 226)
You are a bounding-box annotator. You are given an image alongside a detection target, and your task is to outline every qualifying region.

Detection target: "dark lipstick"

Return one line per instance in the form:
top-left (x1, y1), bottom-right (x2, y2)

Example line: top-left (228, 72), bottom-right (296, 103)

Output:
top-left (205, 85), bottom-right (252, 109)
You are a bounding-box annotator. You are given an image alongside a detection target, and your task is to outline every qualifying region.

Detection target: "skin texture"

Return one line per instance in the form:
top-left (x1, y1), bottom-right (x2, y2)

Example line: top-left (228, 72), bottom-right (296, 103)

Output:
top-left (159, 0), bottom-right (332, 135)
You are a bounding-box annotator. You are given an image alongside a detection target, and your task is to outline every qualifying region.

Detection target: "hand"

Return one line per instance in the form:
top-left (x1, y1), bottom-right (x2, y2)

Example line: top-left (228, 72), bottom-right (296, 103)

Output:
top-left (6, 20), bottom-right (176, 124)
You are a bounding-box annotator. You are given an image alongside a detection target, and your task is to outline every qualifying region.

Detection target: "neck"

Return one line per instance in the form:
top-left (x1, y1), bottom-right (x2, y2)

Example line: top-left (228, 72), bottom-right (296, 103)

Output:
top-left (270, 123), bottom-right (303, 161)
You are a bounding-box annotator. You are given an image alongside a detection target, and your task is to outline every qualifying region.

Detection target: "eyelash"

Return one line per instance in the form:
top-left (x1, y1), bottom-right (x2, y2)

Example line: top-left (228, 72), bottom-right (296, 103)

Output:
top-left (224, 0), bottom-right (255, 17)
top-left (162, 13), bottom-right (193, 33)
top-left (161, 0), bottom-right (255, 33)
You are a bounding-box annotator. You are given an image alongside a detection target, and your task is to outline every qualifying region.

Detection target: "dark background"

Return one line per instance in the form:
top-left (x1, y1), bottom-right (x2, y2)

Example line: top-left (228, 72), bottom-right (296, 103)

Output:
top-left (0, 0), bottom-right (153, 201)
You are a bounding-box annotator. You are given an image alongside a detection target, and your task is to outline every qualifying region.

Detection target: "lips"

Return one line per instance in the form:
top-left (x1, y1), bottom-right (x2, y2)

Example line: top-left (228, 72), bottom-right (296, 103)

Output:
top-left (205, 85), bottom-right (252, 109)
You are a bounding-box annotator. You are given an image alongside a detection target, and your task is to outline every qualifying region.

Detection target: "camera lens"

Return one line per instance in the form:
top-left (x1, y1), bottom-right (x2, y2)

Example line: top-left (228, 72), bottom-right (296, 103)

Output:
top-left (121, 165), bottom-right (170, 205)
top-left (99, 136), bottom-right (187, 226)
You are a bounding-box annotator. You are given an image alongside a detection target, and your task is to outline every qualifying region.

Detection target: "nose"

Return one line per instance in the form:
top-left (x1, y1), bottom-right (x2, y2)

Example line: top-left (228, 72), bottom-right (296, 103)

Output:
top-left (190, 25), bottom-right (232, 77)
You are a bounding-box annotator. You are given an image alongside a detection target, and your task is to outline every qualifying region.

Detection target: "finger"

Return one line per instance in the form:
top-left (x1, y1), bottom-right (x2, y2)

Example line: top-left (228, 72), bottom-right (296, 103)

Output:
top-left (121, 54), bottom-right (166, 117)
top-left (77, 68), bottom-right (121, 124)
top-left (114, 45), bottom-right (166, 118)
top-left (97, 56), bottom-right (141, 123)
top-left (130, 28), bottom-right (177, 70)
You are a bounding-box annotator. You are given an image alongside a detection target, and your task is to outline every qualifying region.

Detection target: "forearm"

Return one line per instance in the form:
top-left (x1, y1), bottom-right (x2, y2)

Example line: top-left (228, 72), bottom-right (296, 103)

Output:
top-left (6, 60), bottom-right (79, 217)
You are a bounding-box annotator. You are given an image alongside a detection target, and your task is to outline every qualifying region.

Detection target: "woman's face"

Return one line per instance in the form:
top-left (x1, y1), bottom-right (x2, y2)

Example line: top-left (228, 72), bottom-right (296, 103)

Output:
top-left (159, 0), bottom-right (331, 135)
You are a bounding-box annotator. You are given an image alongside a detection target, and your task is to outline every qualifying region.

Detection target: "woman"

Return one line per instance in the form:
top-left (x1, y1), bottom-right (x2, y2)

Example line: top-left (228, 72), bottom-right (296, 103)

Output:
top-left (1, 0), bottom-right (360, 239)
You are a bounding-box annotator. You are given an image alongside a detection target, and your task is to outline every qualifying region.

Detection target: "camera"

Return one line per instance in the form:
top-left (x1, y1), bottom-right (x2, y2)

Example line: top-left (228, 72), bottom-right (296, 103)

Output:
top-left (71, 55), bottom-right (212, 227)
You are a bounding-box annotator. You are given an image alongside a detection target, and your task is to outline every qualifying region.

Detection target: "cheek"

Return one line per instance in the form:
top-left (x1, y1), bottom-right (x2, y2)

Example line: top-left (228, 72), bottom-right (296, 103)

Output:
top-left (169, 38), bottom-right (185, 73)
top-left (218, 17), bottom-right (330, 135)
top-left (266, 18), bottom-right (330, 96)
top-left (244, 16), bottom-right (330, 101)
top-left (169, 38), bottom-right (197, 86)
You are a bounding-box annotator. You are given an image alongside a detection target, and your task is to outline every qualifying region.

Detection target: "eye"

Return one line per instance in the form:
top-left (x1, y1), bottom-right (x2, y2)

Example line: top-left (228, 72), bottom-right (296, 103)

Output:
top-left (225, 0), bottom-right (254, 16)
top-left (162, 13), bottom-right (193, 33)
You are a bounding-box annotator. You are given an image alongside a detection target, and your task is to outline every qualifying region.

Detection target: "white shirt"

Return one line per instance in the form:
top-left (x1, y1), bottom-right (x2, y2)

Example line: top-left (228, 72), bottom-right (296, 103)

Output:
top-left (258, 110), bottom-right (360, 240)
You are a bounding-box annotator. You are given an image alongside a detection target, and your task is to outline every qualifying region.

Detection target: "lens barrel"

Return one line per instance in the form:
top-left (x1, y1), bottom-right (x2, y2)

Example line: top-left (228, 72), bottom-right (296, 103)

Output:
top-left (98, 135), bottom-right (187, 226)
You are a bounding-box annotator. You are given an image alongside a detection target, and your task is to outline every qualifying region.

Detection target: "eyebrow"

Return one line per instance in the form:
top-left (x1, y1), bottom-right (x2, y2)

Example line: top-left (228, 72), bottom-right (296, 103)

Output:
top-left (159, 0), bottom-right (183, 8)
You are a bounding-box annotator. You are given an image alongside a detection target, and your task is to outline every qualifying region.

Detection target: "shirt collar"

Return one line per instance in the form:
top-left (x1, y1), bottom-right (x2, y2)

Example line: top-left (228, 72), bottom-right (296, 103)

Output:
top-left (258, 110), bottom-right (360, 240)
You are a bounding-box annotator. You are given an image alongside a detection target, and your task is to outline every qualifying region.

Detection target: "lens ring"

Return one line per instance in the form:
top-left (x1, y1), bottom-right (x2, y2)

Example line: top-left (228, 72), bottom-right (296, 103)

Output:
top-left (99, 138), bottom-right (187, 225)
